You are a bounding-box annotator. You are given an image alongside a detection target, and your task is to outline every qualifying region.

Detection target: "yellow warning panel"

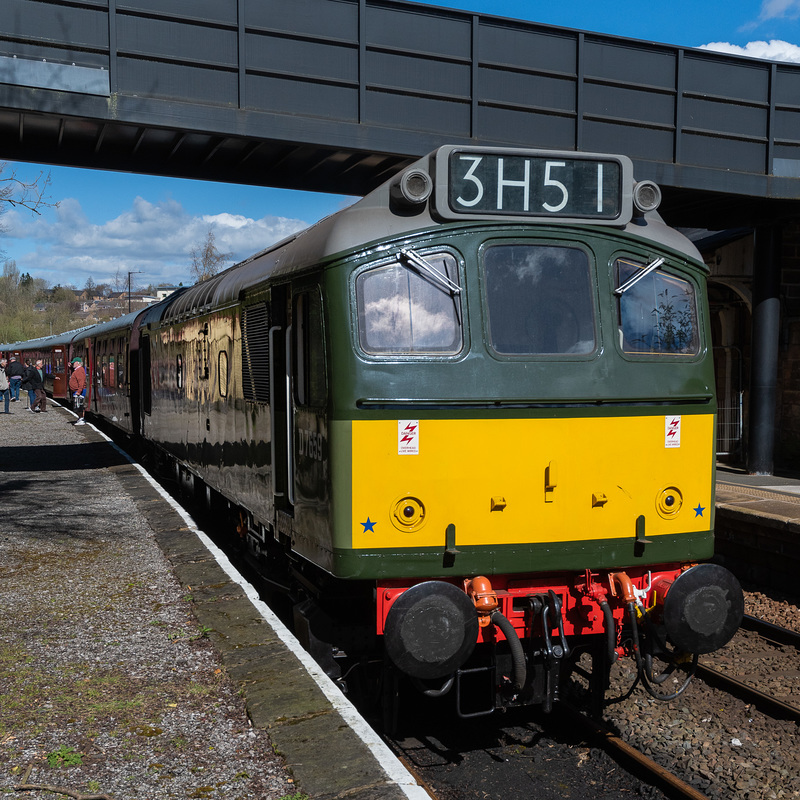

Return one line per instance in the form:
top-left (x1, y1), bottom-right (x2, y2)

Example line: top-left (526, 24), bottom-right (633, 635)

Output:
top-left (351, 414), bottom-right (714, 550)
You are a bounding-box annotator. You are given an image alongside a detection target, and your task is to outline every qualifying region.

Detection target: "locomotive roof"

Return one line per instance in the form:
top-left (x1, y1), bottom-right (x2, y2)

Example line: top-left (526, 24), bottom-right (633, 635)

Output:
top-left (155, 147), bottom-right (704, 324)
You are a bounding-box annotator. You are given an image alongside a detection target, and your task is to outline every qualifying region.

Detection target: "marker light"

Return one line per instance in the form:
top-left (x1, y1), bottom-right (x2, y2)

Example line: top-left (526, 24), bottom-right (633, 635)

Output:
top-left (390, 168), bottom-right (433, 209)
top-left (632, 180), bottom-right (662, 214)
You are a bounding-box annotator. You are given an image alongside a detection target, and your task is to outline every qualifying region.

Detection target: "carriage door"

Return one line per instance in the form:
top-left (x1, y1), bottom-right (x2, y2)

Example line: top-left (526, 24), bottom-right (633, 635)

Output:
top-left (140, 333), bottom-right (152, 418)
top-left (267, 286), bottom-right (293, 513)
top-left (291, 287), bottom-right (327, 520)
top-left (52, 347), bottom-right (66, 397)
top-left (269, 284), bottom-right (327, 516)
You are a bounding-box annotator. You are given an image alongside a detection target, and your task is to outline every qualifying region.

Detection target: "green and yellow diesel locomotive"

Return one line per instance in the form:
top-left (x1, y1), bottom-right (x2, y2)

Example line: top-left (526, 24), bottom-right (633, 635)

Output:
top-left (39, 145), bottom-right (745, 716)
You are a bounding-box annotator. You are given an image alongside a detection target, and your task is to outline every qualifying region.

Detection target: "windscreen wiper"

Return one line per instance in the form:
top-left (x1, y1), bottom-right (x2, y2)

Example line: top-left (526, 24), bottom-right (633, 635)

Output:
top-left (614, 257), bottom-right (665, 296)
top-left (398, 249), bottom-right (462, 295)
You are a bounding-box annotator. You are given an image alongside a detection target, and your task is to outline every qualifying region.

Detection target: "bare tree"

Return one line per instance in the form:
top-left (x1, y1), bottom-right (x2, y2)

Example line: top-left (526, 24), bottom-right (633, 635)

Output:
top-left (1, 164), bottom-right (58, 220)
top-left (1, 163), bottom-right (59, 258)
top-left (190, 226), bottom-right (232, 283)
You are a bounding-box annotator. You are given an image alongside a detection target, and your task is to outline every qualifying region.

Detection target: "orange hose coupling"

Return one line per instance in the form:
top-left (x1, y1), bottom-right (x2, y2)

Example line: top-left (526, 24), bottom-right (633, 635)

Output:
top-left (466, 576), bottom-right (498, 627)
top-left (609, 571), bottom-right (636, 603)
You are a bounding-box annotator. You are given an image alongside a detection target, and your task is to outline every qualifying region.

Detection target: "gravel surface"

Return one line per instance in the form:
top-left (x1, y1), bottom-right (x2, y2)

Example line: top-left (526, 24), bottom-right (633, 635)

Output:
top-left (0, 403), bottom-right (297, 800)
top-left (602, 588), bottom-right (800, 800)
top-left (744, 588), bottom-right (800, 633)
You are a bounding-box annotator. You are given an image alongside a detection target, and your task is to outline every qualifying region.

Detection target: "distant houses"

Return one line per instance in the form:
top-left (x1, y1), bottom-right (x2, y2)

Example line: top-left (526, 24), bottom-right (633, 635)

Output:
top-left (46, 285), bottom-right (181, 321)
top-left (155, 286), bottom-right (179, 300)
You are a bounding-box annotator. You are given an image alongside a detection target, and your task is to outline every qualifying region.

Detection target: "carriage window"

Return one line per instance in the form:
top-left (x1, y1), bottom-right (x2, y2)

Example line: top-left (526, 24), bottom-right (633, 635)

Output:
top-left (294, 290), bottom-right (326, 407)
top-left (484, 244), bottom-right (595, 355)
top-left (616, 259), bottom-right (700, 355)
top-left (109, 354), bottom-right (116, 388)
top-left (199, 323), bottom-right (210, 379)
top-left (356, 252), bottom-right (462, 355)
top-left (218, 350), bottom-right (228, 398)
top-left (118, 350), bottom-right (125, 387)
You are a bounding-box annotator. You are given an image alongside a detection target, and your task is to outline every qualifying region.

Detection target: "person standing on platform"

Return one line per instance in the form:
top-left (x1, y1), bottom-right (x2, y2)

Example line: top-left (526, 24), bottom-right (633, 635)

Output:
top-left (33, 359), bottom-right (48, 412)
top-left (21, 360), bottom-right (37, 410)
top-left (0, 359), bottom-right (10, 414)
top-left (69, 357), bottom-right (87, 426)
top-left (22, 359), bottom-right (47, 413)
top-left (6, 356), bottom-right (23, 402)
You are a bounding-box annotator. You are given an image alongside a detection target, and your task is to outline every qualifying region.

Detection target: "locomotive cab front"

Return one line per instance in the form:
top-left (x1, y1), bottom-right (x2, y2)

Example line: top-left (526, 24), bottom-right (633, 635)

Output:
top-left (310, 146), bottom-right (743, 716)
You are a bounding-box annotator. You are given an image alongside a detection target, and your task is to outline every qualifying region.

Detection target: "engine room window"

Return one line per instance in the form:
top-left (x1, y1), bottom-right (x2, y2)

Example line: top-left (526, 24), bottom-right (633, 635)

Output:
top-left (241, 302), bottom-right (270, 404)
top-left (356, 252), bottom-right (462, 355)
top-left (484, 244), bottom-right (596, 355)
top-left (616, 259), bottom-right (700, 355)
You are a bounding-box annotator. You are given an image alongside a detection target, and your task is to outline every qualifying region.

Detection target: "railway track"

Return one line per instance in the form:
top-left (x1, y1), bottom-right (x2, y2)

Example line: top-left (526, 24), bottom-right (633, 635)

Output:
top-left (556, 617), bottom-right (798, 799)
top-left (557, 704), bottom-right (710, 800)
top-left (696, 614), bottom-right (800, 724)
top-left (380, 697), bottom-right (719, 800)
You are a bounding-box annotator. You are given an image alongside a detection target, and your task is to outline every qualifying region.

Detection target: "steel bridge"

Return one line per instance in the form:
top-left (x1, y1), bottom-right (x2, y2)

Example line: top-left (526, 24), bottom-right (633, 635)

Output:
top-left (2, 0), bottom-right (800, 227)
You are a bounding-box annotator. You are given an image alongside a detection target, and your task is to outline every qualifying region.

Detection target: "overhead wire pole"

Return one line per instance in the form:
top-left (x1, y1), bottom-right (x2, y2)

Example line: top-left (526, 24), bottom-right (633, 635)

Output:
top-left (128, 270), bottom-right (143, 312)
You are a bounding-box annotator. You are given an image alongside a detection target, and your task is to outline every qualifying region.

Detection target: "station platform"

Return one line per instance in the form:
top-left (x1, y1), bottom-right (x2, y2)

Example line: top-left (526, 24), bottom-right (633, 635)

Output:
top-left (714, 466), bottom-right (800, 595)
top-left (0, 401), bottom-right (427, 800)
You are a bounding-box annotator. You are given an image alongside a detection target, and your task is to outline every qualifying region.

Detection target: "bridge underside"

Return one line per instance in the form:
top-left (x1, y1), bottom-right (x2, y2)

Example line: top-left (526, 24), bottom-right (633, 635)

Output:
top-left (0, 99), bottom-right (795, 231)
top-left (2, 0), bottom-right (800, 230)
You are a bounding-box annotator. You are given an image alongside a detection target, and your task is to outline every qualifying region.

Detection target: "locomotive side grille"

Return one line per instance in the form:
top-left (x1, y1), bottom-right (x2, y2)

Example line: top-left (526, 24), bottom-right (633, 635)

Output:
top-left (242, 303), bottom-right (270, 403)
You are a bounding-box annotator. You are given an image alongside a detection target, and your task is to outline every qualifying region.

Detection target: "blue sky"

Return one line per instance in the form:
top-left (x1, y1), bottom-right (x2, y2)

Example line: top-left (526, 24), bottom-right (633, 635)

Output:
top-left (3, 0), bottom-right (800, 289)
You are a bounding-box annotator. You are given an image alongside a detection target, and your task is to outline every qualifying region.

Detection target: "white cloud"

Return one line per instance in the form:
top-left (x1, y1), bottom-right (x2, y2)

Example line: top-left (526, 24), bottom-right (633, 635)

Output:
top-left (2, 197), bottom-right (309, 289)
top-left (759, 0), bottom-right (800, 21)
top-left (698, 39), bottom-right (800, 63)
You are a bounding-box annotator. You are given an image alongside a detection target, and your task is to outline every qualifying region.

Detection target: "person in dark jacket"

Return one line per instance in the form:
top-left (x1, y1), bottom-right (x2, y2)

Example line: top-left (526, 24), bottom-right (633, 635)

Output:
top-left (6, 356), bottom-right (24, 402)
top-left (21, 359), bottom-right (47, 412)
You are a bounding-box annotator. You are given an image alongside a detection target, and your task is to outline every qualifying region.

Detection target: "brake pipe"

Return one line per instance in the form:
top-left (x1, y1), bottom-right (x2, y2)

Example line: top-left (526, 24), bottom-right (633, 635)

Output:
top-left (578, 571), bottom-right (618, 664)
top-left (490, 609), bottom-right (527, 691)
top-left (467, 576), bottom-right (527, 691)
top-left (599, 598), bottom-right (619, 664)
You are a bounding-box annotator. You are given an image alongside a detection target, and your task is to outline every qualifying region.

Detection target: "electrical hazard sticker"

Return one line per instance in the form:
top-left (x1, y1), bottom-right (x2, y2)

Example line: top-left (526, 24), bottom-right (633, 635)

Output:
top-left (398, 420), bottom-right (419, 455)
top-left (665, 416), bottom-right (681, 448)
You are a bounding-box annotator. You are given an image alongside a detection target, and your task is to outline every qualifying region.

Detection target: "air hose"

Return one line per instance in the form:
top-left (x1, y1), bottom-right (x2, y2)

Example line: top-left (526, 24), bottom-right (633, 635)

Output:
top-left (638, 613), bottom-right (699, 700)
top-left (599, 599), bottom-right (619, 664)
top-left (491, 610), bottom-right (527, 691)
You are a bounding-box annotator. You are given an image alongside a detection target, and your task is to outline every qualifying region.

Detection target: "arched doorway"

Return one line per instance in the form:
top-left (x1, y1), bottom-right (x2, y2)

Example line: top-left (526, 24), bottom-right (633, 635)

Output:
top-left (708, 281), bottom-right (751, 466)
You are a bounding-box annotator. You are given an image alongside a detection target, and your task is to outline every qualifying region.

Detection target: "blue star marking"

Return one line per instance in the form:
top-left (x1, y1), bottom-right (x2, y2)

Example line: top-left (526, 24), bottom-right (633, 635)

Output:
top-left (694, 504), bottom-right (705, 517)
top-left (361, 517), bottom-right (376, 533)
